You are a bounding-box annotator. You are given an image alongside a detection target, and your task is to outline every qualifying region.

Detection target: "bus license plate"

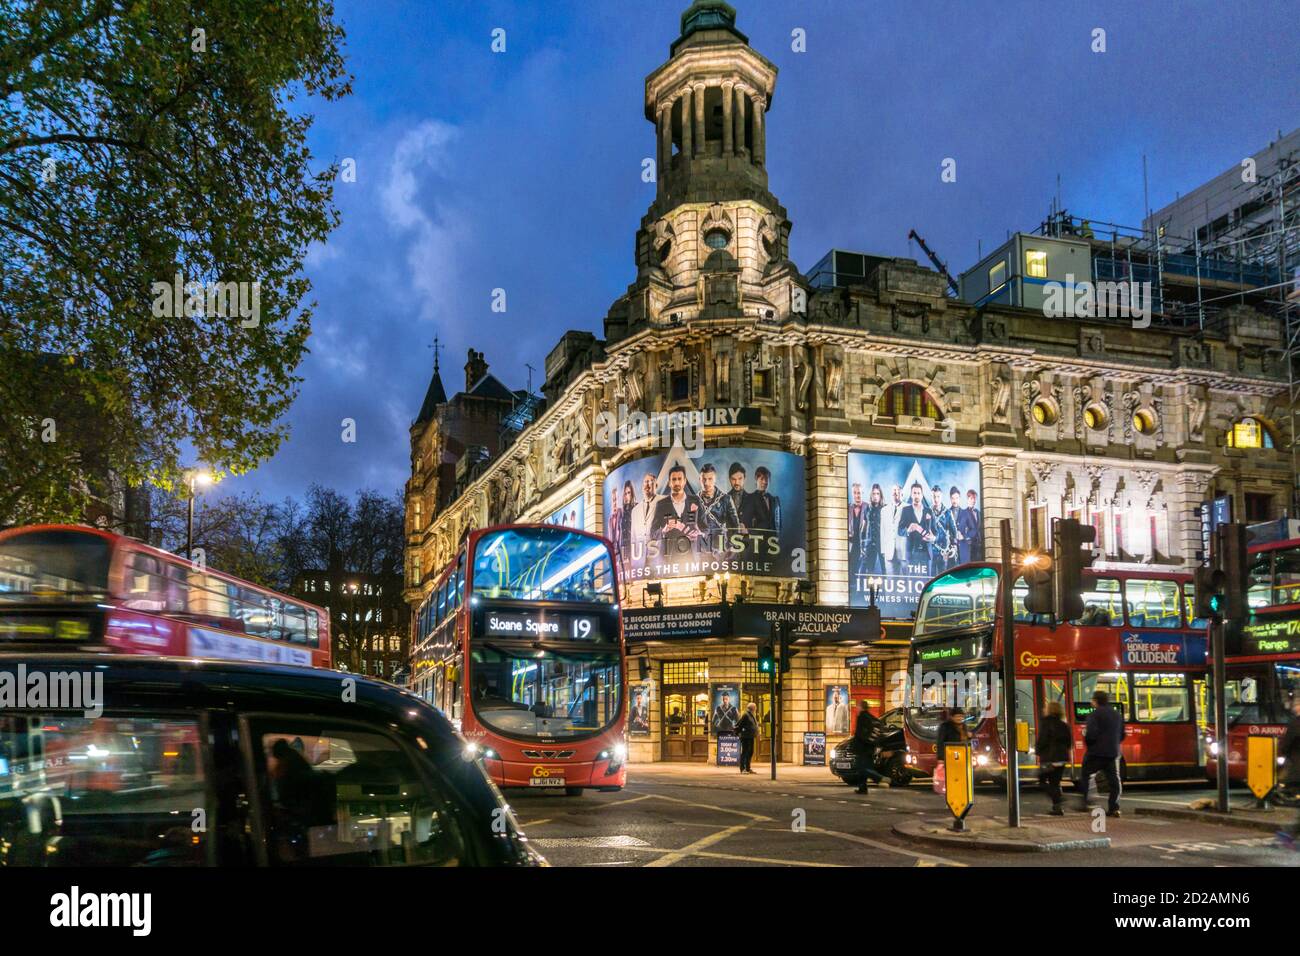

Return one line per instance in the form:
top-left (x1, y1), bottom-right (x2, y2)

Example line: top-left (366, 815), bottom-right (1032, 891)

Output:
top-left (529, 776), bottom-right (566, 787)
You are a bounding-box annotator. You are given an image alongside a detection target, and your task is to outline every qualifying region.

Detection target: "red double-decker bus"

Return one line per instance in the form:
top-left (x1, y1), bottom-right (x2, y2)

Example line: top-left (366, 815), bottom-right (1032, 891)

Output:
top-left (0, 525), bottom-right (330, 668)
top-left (901, 563), bottom-right (1208, 786)
top-left (410, 524), bottom-right (627, 795)
top-left (1206, 534), bottom-right (1300, 783)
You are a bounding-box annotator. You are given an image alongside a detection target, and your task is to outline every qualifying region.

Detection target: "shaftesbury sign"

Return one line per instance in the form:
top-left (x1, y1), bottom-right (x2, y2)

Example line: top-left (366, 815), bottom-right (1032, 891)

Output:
top-left (622, 604), bottom-right (885, 643)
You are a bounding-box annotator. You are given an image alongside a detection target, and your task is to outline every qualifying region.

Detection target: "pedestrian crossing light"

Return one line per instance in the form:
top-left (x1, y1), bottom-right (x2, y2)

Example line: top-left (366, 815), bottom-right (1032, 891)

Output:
top-left (757, 641), bottom-right (775, 673)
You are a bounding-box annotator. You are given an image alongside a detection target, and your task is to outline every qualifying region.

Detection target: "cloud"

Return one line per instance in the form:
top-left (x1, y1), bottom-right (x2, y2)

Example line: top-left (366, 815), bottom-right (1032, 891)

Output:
top-left (380, 120), bottom-right (466, 321)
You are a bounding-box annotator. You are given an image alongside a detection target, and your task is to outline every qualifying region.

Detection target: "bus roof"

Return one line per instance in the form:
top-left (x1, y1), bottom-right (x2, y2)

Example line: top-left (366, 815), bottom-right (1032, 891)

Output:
top-left (0, 523), bottom-right (328, 617)
top-left (930, 561), bottom-right (1192, 583)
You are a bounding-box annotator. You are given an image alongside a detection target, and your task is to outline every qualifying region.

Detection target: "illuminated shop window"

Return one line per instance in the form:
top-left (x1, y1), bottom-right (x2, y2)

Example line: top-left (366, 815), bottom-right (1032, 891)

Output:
top-left (663, 660), bottom-right (709, 684)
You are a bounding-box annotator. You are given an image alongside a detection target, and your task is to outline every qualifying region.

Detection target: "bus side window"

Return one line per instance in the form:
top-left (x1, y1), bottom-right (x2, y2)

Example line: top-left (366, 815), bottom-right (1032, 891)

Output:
top-left (1273, 548), bottom-right (1300, 606)
top-left (125, 553), bottom-right (167, 612)
top-left (1124, 578), bottom-right (1179, 629)
top-left (1183, 583), bottom-right (1209, 629)
top-left (1248, 554), bottom-right (1272, 609)
top-left (165, 562), bottom-right (190, 615)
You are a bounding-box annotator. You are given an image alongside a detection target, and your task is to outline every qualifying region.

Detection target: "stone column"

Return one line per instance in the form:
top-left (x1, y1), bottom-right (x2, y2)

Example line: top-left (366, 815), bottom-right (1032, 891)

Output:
top-left (733, 85), bottom-right (747, 155)
top-left (808, 439), bottom-right (852, 605)
top-left (721, 81), bottom-right (734, 155)
top-left (680, 89), bottom-right (692, 165)
top-left (751, 91), bottom-right (765, 166)
top-left (692, 82), bottom-right (706, 157)
top-left (657, 104), bottom-right (670, 196)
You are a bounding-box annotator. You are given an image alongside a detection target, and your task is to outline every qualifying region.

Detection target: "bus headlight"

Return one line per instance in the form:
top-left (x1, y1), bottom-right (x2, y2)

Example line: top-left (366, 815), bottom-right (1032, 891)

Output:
top-left (1208, 741), bottom-right (1219, 757)
top-left (464, 742), bottom-right (496, 762)
top-left (975, 754), bottom-right (989, 767)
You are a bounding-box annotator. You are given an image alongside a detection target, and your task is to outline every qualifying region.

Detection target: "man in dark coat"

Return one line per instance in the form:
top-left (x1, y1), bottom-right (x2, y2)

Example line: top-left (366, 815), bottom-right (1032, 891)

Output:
top-left (957, 489), bottom-right (983, 562)
top-left (897, 482), bottom-right (934, 577)
top-left (1079, 690), bottom-right (1124, 816)
top-left (848, 483), bottom-right (866, 577)
top-left (736, 702), bottom-right (760, 774)
top-left (852, 700), bottom-right (884, 793)
top-left (726, 463), bottom-right (751, 536)
top-left (650, 464), bottom-right (702, 557)
top-left (743, 466), bottom-right (781, 533)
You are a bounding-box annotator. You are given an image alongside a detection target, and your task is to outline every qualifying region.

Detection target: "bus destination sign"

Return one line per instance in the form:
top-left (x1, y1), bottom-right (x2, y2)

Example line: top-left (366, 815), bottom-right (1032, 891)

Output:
top-left (483, 608), bottom-right (603, 641)
top-left (1241, 613), bottom-right (1300, 656)
top-left (914, 634), bottom-right (987, 666)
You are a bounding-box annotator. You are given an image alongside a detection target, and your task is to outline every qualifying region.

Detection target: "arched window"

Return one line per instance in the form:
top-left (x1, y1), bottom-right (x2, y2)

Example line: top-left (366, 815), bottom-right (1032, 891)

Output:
top-left (878, 382), bottom-right (941, 420)
top-left (1226, 417), bottom-right (1275, 449)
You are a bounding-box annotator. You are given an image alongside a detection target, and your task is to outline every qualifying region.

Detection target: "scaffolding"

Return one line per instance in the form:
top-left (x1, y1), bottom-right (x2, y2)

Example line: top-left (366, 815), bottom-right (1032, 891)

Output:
top-left (1036, 150), bottom-right (1300, 512)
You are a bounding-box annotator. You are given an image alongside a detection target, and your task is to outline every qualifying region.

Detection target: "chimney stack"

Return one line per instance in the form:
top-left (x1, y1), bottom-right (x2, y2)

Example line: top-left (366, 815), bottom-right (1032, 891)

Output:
top-left (465, 349), bottom-right (488, 391)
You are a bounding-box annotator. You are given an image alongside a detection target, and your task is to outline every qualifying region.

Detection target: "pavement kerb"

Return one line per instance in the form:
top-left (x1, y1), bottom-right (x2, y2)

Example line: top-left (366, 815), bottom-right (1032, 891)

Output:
top-left (1133, 804), bottom-right (1293, 833)
top-left (891, 817), bottom-right (1112, 853)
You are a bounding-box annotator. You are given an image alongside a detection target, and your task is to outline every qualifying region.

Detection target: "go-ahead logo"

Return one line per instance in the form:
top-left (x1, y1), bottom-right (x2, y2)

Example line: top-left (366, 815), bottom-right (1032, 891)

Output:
top-left (532, 766), bottom-right (552, 778)
top-left (1019, 651), bottom-right (1058, 668)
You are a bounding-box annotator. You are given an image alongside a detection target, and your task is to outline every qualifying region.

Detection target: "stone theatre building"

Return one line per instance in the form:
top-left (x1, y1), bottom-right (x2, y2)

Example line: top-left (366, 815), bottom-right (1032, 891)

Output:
top-left (405, 1), bottom-right (1292, 764)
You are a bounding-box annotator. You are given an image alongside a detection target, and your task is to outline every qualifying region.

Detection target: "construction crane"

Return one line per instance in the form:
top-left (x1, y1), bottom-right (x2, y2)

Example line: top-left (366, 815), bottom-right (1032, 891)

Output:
top-left (908, 228), bottom-right (959, 296)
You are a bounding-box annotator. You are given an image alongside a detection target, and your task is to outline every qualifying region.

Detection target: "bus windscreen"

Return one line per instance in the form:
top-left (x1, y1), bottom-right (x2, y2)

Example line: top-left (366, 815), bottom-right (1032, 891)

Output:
top-left (472, 528), bottom-right (615, 604)
top-left (0, 530), bottom-right (111, 601)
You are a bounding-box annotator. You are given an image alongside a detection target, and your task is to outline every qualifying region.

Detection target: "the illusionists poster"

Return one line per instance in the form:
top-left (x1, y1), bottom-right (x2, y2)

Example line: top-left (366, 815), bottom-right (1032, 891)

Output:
top-left (846, 452), bottom-right (983, 616)
top-left (605, 445), bottom-right (807, 582)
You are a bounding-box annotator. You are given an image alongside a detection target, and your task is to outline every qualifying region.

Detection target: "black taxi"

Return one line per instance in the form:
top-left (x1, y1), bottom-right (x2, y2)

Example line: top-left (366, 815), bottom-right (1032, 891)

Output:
top-left (0, 654), bottom-right (545, 867)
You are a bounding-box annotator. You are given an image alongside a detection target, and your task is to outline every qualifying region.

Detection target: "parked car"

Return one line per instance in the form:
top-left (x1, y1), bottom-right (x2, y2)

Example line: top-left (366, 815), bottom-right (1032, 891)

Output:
top-left (0, 654), bottom-right (545, 867)
top-left (828, 707), bottom-right (918, 788)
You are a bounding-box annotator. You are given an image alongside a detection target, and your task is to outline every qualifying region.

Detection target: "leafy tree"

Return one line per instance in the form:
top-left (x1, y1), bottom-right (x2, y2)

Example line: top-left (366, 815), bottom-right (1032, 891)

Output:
top-left (0, 0), bottom-right (351, 522)
top-left (149, 485), bottom-right (287, 589)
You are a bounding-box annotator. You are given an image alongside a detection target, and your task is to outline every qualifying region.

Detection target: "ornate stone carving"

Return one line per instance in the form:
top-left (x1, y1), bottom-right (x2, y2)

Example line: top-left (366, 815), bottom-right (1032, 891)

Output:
top-left (714, 351), bottom-right (731, 403)
top-left (823, 354), bottom-right (844, 409)
top-left (1188, 393), bottom-right (1207, 443)
top-left (992, 374), bottom-right (1011, 425)
top-left (794, 346), bottom-right (813, 413)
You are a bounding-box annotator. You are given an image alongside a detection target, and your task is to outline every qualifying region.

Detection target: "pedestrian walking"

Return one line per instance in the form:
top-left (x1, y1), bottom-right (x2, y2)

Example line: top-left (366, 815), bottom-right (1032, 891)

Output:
top-left (1079, 690), bottom-right (1124, 816)
top-left (852, 699), bottom-right (884, 793)
top-left (736, 702), bottom-right (759, 774)
top-left (1277, 696), bottom-right (1300, 847)
top-left (935, 706), bottom-right (969, 763)
top-left (1035, 701), bottom-right (1071, 816)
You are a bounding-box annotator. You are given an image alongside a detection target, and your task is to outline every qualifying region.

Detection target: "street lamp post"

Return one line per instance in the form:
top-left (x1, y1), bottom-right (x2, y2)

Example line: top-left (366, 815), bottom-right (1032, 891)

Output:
top-left (185, 469), bottom-right (213, 563)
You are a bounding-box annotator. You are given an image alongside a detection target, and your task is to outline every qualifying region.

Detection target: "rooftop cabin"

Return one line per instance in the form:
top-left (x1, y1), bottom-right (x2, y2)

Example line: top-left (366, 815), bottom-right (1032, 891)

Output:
top-left (957, 209), bottom-right (1287, 333)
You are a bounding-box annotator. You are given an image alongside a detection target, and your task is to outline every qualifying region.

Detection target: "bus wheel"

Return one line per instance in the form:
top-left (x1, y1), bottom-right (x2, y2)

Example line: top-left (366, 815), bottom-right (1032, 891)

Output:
top-left (564, 787), bottom-right (585, 797)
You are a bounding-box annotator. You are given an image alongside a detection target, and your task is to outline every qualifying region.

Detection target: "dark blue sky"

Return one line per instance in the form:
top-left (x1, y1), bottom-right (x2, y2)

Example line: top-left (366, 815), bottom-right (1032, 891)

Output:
top-left (218, 0), bottom-right (1300, 506)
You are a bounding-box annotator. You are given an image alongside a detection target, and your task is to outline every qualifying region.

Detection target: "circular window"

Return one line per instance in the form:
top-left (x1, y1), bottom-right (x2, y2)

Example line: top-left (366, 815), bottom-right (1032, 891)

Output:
top-left (1083, 403), bottom-right (1108, 431)
top-left (1031, 399), bottom-right (1058, 426)
top-left (703, 228), bottom-right (729, 250)
top-left (1133, 408), bottom-right (1158, 435)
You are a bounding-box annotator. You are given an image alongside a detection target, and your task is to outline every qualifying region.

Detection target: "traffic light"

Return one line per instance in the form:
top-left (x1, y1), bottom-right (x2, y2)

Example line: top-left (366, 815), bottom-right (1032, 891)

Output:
top-left (1054, 518), bottom-right (1097, 621)
top-left (1021, 552), bottom-right (1053, 616)
top-left (778, 620), bottom-right (799, 673)
top-left (1193, 564), bottom-right (1226, 620)
top-left (1216, 523), bottom-right (1249, 628)
top-left (757, 640), bottom-right (775, 674)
